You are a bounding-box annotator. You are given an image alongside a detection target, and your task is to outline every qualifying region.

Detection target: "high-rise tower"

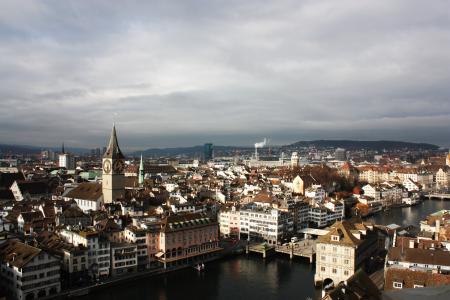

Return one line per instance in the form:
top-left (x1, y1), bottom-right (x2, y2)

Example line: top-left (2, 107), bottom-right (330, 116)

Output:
top-left (102, 124), bottom-right (125, 203)
top-left (58, 142), bottom-right (75, 169)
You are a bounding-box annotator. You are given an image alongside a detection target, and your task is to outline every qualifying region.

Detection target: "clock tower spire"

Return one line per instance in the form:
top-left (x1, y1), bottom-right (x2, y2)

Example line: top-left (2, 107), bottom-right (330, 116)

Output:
top-left (102, 124), bottom-right (125, 203)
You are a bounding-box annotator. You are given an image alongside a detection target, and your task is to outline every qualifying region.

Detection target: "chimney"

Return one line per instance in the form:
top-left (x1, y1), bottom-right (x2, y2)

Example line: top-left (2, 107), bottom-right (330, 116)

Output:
top-left (393, 230), bottom-right (397, 247)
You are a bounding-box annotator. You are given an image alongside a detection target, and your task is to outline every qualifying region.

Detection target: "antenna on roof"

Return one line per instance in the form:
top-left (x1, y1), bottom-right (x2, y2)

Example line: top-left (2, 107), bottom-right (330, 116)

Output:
top-left (113, 112), bottom-right (118, 125)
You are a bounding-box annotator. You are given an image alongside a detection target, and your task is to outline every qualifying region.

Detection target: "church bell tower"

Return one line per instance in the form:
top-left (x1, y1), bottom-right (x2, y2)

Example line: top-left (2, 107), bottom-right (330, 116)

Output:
top-left (102, 124), bottom-right (125, 203)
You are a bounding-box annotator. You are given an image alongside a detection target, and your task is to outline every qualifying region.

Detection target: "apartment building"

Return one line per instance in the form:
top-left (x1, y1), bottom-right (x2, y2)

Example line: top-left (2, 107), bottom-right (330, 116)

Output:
top-left (218, 206), bottom-right (240, 237)
top-left (59, 227), bottom-right (110, 278)
top-left (110, 242), bottom-right (137, 276)
top-left (123, 226), bottom-right (148, 270)
top-left (309, 200), bottom-right (345, 228)
top-left (239, 203), bottom-right (293, 244)
top-left (0, 240), bottom-right (60, 300)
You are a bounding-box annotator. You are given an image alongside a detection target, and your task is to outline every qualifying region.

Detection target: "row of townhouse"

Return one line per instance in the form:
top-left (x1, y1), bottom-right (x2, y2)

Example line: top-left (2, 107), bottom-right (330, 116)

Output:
top-left (218, 198), bottom-right (344, 242)
top-left (385, 243), bottom-right (450, 290)
top-left (356, 166), bottom-right (450, 189)
top-left (59, 212), bottom-right (221, 274)
top-left (59, 228), bottom-right (111, 278)
top-left (361, 184), bottom-right (405, 208)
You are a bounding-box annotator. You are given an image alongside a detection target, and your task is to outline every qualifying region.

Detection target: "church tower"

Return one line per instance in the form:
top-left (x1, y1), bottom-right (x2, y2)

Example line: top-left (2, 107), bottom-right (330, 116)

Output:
top-left (102, 124), bottom-right (125, 203)
top-left (138, 153), bottom-right (144, 187)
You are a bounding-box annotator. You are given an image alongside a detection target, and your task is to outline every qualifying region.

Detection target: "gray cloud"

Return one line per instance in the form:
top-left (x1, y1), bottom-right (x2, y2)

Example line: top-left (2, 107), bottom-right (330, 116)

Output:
top-left (0, 0), bottom-right (449, 150)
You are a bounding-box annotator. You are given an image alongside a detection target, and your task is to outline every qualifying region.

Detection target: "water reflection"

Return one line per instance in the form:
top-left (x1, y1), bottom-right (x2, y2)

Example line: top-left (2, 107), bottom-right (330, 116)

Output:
top-left (368, 199), bottom-right (450, 226)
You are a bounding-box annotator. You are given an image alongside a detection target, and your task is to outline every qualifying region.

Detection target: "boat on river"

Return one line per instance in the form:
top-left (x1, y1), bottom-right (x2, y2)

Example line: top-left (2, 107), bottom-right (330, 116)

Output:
top-left (194, 263), bottom-right (205, 272)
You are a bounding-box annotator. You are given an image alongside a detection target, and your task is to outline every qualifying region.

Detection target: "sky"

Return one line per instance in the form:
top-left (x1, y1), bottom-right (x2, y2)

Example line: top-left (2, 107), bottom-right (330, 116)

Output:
top-left (0, 0), bottom-right (449, 150)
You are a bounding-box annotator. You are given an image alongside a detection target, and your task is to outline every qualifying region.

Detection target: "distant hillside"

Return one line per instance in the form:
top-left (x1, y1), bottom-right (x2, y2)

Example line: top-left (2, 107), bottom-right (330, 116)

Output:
top-left (136, 145), bottom-right (252, 158)
top-left (0, 144), bottom-right (90, 155)
top-left (284, 140), bottom-right (439, 151)
top-left (0, 144), bottom-right (41, 155)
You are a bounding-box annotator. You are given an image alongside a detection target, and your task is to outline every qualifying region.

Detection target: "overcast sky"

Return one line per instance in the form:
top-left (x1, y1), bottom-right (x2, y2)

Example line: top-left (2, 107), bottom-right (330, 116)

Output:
top-left (0, 0), bottom-right (449, 150)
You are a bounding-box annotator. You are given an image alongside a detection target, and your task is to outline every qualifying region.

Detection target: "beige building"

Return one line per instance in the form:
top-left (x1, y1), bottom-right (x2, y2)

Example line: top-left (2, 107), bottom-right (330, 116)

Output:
top-left (155, 213), bottom-right (221, 269)
top-left (218, 206), bottom-right (240, 237)
top-left (315, 220), bottom-right (378, 286)
top-left (435, 167), bottom-right (449, 188)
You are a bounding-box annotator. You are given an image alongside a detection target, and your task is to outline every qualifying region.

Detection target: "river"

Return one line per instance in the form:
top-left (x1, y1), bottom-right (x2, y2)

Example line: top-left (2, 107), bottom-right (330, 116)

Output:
top-left (81, 199), bottom-right (450, 300)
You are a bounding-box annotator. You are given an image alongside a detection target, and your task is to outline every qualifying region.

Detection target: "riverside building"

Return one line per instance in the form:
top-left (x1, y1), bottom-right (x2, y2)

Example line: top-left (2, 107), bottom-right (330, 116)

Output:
top-left (0, 240), bottom-right (61, 300)
top-left (314, 220), bottom-right (378, 287)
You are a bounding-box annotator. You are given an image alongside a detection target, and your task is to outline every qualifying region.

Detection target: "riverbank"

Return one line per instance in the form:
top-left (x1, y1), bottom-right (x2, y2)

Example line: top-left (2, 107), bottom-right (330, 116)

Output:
top-left (44, 240), bottom-right (247, 300)
top-left (44, 252), bottom-right (231, 300)
top-left (366, 198), bottom-right (450, 227)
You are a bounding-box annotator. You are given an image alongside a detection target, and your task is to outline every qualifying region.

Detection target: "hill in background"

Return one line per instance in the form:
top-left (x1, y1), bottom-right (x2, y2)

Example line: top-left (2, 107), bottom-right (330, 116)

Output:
top-left (284, 140), bottom-right (439, 151)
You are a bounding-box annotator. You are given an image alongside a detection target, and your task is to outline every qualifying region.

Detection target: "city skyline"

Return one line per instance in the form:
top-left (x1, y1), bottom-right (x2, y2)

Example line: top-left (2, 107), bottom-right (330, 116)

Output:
top-left (1, 0), bottom-right (449, 148)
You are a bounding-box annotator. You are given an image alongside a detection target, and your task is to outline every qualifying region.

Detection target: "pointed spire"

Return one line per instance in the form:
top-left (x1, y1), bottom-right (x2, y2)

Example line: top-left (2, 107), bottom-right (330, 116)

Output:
top-left (103, 124), bottom-right (125, 159)
top-left (62, 143), bottom-right (65, 154)
top-left (139, 153), bottom-right (144, 186)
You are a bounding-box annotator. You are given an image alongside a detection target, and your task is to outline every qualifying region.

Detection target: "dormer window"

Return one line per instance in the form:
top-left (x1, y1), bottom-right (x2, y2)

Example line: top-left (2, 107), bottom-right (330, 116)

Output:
top-left (393, 282), bottom-right (403, 289)
top-left (332, 235), bottom-right (340, 241)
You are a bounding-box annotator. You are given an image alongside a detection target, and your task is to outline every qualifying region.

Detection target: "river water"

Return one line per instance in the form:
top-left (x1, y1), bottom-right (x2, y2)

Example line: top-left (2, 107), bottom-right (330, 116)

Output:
top-left (82, 199), bottom-right (450, 300)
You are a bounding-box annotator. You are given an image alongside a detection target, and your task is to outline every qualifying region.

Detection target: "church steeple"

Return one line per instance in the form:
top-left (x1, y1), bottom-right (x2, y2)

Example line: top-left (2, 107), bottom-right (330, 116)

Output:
top-left (61, 143), bottom-right (65, 154)
top-left (103, 124), bottom-right (125, 159)
top-left (139, 153), bottom-right (144, 186)
top-left (102, 124), bottom-right (125, 204)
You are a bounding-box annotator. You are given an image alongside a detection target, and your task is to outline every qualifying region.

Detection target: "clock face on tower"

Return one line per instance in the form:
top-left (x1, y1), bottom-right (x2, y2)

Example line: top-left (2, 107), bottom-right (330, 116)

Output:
top-left (113, 159), bottom-right (125, 173)
top-left (103, 159), bottom-right (112, 174)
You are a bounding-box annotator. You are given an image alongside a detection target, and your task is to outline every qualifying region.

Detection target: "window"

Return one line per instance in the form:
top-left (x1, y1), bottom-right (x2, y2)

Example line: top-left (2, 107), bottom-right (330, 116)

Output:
top-left (393, 282), bottom-right (403, 289)
top-left (333, 247), bottom-right (337, 252)
top-left (321, 267), bottom-right (326, 272)
top-left (344, 259), bottom-right (349, 265)
top-left (321, 256), bottom-right (326, 261)
top-left (344, 270), bottom-right (349, 276)
top-left (332, 258), bottom-right (337, 263)
top-left (332, 268), bottom-right (337, 274)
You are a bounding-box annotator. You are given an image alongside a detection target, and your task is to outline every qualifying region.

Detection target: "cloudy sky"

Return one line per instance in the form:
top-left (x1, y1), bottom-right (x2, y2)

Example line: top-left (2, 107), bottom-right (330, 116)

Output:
top-left (0, 0), bottom-right (449, 150)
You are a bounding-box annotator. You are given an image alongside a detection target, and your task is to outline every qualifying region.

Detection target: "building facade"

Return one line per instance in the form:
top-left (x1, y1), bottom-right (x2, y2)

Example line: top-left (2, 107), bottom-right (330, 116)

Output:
top-left (155, 213), bottom-right (220, 269)
top-left (315, 220), bottom-right (378, 286)
top-left (0, 240), bottom-right (61, 300)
